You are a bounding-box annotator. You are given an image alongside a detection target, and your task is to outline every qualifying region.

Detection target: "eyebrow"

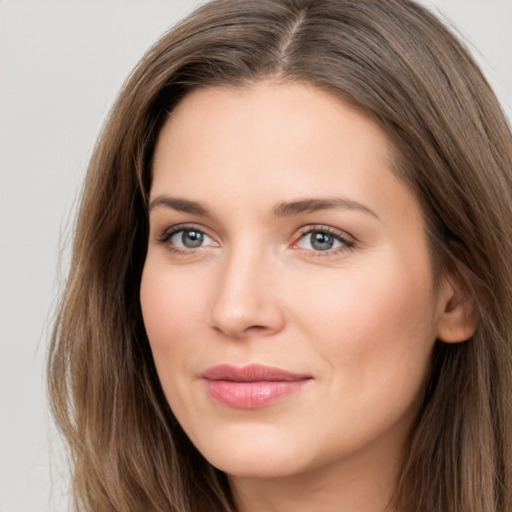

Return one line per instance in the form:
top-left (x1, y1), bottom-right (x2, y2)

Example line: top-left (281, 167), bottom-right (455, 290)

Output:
top-left (148, 195), bottom-right (378, 219)
top-left (148, 196), bottom-right (211, 216)
top-left (273, 198), bottom-right (379, 219)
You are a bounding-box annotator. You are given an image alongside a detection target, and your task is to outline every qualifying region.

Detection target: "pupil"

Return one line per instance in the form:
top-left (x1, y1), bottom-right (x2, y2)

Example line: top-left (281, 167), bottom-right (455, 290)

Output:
top-left (311, 231), bottom-right (333, 251)
top-left (182, 230), bottom-right (203, 248)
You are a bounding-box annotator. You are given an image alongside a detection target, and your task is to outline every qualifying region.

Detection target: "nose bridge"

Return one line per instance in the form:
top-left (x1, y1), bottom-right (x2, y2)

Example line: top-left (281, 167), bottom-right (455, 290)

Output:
top-left (209, 239), bottom-right (283, 338)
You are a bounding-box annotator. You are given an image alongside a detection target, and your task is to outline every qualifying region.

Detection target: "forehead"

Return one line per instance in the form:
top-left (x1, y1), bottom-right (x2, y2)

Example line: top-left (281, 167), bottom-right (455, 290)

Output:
top-left (158, 81), bottom-right (391, 156)
top-left (151, 81), bottom-right (418, 225)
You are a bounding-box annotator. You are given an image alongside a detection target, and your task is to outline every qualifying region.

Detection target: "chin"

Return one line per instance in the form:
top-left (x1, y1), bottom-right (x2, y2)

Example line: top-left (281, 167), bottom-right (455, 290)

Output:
top-left (189, 426), bottom-right (313, 479)
top-left (209, 453), bottom-right (308, 479)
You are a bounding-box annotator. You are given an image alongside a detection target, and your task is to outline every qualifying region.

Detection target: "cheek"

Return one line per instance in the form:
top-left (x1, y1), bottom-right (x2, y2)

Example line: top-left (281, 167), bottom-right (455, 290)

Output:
top-left (292, 254), bottom-right (439, 405)
top-left (298, 258), bottom-right (435, 334)
top-left (140, 262), bottom-right (204, 373)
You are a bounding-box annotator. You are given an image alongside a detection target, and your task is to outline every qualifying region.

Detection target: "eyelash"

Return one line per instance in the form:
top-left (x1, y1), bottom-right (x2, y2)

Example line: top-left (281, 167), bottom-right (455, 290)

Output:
top-left (293, 225), bottom-right (356, 257)
top-left (156, 223), bottom-right (356, 257)
top-left (156, 223), bottom-right (217, 255)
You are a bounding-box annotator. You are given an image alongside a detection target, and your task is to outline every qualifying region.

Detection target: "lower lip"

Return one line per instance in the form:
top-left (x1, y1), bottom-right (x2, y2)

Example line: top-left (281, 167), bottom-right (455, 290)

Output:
top-left (204, 380), bottom-right (309, 409)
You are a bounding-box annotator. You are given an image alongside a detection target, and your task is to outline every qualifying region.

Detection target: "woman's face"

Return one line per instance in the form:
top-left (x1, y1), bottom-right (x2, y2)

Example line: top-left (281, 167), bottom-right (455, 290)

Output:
top-left (141, 82), bottom-right (450, 481)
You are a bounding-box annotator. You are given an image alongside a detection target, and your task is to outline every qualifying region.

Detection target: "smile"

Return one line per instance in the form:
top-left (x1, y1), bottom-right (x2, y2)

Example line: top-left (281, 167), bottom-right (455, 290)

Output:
top-left (201, 364), bottom-right (312, 409)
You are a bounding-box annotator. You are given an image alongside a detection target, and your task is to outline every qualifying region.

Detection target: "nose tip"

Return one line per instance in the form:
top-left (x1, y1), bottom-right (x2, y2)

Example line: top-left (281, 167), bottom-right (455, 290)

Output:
top-left (211, 311), bottom-right (273, 339)
top-left (209, 256), bottom-right (285, 339)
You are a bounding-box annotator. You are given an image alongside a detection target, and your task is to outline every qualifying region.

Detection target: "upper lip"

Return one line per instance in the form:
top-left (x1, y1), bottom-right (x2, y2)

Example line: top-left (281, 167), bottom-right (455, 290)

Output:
top-left (201, 364), bottom-right (312, 382)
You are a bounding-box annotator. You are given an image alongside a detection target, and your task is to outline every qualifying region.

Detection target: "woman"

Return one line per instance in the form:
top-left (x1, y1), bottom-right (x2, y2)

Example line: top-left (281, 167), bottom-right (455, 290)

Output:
top-left (48, 0), bottom-right (512, 511)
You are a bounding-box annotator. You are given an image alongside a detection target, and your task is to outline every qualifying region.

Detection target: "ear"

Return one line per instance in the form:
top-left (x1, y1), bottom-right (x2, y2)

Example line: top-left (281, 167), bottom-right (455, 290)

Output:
top-left (437, 275), bottom-right (478, 344)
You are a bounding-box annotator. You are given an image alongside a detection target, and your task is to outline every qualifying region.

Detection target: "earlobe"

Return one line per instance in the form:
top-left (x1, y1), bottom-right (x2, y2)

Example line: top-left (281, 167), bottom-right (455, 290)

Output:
top-left (437, 276), bottom-right (478, 344)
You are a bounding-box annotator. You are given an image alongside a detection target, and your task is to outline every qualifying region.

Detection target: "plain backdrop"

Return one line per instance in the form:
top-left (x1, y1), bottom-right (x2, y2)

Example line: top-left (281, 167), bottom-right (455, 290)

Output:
top-left (1, 1), bottom-right (511, 511)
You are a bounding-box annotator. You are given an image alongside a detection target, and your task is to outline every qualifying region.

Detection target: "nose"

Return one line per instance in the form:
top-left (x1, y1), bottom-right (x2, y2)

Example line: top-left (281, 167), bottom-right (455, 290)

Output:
top-left (209, 247), bottom-right (286, 339)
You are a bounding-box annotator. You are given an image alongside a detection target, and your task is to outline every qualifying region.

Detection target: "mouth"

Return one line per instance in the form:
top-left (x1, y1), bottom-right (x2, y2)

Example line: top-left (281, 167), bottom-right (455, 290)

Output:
top-left (201, 364), bottom-right (312, 409)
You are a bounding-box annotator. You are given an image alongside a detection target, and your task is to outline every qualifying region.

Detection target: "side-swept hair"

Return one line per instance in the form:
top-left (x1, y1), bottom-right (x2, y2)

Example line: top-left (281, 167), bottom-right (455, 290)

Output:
top-left (48, 1), bottom-right (512, 511)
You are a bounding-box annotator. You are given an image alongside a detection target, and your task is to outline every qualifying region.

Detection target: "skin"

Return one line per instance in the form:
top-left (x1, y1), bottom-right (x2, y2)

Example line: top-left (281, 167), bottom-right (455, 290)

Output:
top-left (140, 81), bottom-right (470, 512)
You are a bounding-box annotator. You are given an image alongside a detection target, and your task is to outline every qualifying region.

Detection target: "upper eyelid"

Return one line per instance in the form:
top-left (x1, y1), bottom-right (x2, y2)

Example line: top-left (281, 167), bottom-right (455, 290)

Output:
top-left (159, 222), bottom-right (212, 236)
top-left (155, 223), bottom-right (217, 245)
top-left (295, 224), bottom-right (355, 241)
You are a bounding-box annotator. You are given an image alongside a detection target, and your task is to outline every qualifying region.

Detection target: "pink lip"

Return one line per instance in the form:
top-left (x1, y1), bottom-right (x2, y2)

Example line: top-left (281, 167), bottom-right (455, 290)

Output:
top-left (201, 364), bottom-right (312, 409)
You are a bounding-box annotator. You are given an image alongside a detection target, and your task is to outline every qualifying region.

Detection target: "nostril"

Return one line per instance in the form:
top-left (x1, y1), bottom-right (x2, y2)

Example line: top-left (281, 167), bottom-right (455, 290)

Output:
top-left (246, 325), bottom-right (267, 333)
top-left (213, 323), bottom-right (275, 339)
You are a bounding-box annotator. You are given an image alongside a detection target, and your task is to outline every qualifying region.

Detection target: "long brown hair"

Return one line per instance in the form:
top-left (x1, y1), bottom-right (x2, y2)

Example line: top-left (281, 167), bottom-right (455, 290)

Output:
top-left (48, 1), bottom-right (512, 510)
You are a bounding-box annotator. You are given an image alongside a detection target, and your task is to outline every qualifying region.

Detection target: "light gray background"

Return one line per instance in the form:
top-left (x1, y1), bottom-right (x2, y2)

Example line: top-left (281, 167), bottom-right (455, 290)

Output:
top-left (1, 1), bottom-right (511, 511)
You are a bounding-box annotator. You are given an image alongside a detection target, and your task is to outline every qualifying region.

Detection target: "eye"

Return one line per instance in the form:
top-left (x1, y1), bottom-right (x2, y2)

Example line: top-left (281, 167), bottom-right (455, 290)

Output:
top-left (294, 227), bottom-right (355, 254)
top-left (158, 225), bottom-right (218, 251)
top-left (171, 230), bottom-right (215, 249)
